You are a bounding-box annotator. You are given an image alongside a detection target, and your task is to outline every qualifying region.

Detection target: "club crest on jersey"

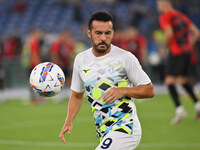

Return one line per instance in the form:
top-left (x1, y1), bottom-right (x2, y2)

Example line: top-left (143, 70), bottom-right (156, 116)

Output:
top-left (109, 67), bottom-right (114, 73)
top-left (82, 66), bottom-right (91, 76)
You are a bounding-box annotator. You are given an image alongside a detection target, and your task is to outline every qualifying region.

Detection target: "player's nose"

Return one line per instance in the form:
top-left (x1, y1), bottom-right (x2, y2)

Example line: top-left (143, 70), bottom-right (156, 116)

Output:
top-left (100, 34), bottom-right (106, 41)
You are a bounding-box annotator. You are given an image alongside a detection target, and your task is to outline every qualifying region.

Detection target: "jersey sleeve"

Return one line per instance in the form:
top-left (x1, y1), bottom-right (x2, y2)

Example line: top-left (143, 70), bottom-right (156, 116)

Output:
top-left (70, 54), bottom-right (85, 93)
top-left (124, 52), bottom-right (151, 86)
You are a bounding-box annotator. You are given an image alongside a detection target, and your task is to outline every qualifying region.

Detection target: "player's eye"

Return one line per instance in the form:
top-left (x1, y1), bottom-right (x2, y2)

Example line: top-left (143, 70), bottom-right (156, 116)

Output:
top-left (95, 31), bottom-right (102, 35)
top-left (105, 31), bottom-right (111, 35)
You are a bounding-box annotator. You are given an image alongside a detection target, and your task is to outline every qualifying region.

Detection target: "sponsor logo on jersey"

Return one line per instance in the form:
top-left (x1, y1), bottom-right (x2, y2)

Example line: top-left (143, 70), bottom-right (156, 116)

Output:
top-left (82, 66), bottom-right (91, 76)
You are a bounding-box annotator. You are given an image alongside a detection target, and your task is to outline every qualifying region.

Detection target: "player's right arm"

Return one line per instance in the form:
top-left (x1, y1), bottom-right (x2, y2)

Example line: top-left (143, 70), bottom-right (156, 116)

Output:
top-left (59, 91), bottom-right (84, 144)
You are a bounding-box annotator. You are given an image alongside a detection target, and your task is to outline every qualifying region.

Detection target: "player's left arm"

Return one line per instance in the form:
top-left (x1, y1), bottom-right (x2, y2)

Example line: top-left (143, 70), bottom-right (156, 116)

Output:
top-left (103, 83), bottom-right (154, 103)
top-left (189, 24), bottom-right (200, 46)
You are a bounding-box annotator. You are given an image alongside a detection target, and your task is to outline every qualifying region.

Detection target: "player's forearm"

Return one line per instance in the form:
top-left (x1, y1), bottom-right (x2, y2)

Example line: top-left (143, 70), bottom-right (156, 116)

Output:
top-left (66, 100), bottom-right (82, 123)
top-left (65, 92), bottom-right (84, 123)
top-left (123, 83), bottom-right (154, 99)
top-left (103, 83), bottom-right (154, 103)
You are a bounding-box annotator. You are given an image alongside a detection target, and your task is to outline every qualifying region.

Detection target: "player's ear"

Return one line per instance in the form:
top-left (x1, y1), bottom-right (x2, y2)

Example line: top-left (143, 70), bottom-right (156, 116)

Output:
top-left (87, 29), bottom-right (91, 39)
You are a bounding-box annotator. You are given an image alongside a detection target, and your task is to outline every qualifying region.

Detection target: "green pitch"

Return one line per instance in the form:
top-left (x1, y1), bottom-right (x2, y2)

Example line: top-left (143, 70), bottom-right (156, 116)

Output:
top-left (0, 94), bottom-right (200, 150)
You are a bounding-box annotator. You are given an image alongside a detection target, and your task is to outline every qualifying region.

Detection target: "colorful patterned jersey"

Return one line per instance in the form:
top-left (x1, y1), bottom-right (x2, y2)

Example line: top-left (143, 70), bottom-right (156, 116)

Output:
top-left (71, 45), bottom-right (151, 141)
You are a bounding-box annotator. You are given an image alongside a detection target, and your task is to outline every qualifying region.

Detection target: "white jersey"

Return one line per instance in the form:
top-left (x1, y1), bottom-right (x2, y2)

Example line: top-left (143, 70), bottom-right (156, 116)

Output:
top-left (71, 45), bottom-right (151, 141)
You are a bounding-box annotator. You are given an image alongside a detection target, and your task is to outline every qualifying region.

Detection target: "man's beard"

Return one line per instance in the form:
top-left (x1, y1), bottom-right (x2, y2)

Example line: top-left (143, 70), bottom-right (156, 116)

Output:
top-left (93, 41), bottom-right (111, 54)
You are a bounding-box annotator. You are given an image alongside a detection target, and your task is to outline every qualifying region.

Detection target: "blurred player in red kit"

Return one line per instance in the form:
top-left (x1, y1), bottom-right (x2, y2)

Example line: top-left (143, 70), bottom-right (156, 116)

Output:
top-left (120, 27), bottom-right (148, 68)
top-left (113, 27), bottom-right (148, 68)
top-left (157, 0), bottom-right (200, 124)
top-left (50, 30), bottom-right (74, 87)
top-left (28, 29), bottom-right (44, 104)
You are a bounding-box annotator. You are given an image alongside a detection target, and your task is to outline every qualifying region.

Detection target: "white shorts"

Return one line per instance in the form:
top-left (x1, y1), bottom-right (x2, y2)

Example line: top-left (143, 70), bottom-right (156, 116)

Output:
top-left (95, 131), bottom-right (141, 150)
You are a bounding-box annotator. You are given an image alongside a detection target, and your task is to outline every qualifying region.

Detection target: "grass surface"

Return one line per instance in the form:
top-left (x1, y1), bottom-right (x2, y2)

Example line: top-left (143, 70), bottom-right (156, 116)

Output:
top-left (0, 94), bottom-right (200, 150)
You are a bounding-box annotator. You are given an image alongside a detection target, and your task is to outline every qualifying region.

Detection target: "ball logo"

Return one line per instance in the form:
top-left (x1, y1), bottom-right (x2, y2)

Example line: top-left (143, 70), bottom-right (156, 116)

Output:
top-left (39, 63), bottom-right (54, 83)
top-left (57, 73), bottom-right (64, 84)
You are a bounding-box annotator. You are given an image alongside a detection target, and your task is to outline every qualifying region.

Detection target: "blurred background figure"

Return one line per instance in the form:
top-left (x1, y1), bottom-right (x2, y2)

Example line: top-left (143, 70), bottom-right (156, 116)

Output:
top-left (50, 30), bottom-right (75, 88)
top-left (0, 35), bottom-right (5, 101)
top-left (3, 31), bottom-right (23, 87)
top-left (157, 0), bottom-right (200, 124)
top-left (28, 29), bottom-right (44, 105)
top-left (117, 27), bottom-right (148, 69)
top-left (112, 28), bottom-right (124, 47)
top-left (0, 0), bottom-right (199, 102)
top-left (3, 32), bottom-right (22, 61)
top-left (28, 29), bottom-right (43, 69)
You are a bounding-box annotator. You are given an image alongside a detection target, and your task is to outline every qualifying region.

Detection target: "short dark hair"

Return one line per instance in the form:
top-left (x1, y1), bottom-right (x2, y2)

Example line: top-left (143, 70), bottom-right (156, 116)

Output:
top-left (88, 11), bottom-right (113, 30)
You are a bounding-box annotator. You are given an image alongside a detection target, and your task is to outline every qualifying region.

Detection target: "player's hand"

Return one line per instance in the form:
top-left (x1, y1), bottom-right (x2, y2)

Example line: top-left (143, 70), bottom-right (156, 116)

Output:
top-left (59, 122), bottom-right (73, 144)
top-left (103, 88), bottom-right (125, 103)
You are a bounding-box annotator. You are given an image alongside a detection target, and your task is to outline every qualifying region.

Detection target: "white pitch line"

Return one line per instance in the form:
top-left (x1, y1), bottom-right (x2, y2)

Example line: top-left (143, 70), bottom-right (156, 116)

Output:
top-left (0, 139), bottom-right (200, 148)
top-left (0, 117), bottom-right (93, 131)
top-left (0, 139), bottom-right (97, 148)
top-left (0, 120), bottom-right (55, 131)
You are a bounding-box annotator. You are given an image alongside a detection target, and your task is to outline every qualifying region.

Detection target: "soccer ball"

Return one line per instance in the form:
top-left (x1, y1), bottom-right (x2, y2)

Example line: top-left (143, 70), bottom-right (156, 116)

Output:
top-left (30, 62), bottom-right (65, 97)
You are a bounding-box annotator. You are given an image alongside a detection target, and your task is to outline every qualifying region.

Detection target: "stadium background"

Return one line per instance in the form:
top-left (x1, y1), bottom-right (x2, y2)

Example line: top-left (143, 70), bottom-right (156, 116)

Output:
top-left (0, 0), bottom-right (200, 150)
top-left (0, 0), bottom-right (200, 89)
